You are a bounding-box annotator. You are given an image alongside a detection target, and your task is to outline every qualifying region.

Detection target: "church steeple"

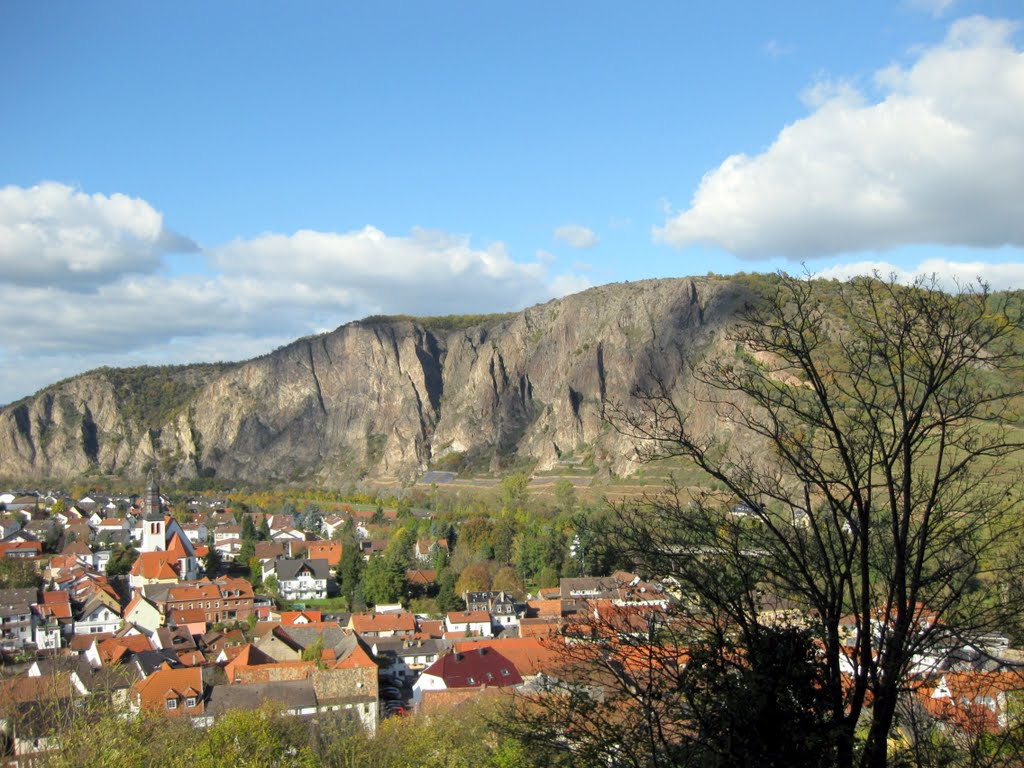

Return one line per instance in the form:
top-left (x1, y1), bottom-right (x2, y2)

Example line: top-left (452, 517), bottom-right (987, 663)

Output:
top-left (144, 479), bottom-right (162, 521)
top-left (142, 479), bottom-right (166, 552)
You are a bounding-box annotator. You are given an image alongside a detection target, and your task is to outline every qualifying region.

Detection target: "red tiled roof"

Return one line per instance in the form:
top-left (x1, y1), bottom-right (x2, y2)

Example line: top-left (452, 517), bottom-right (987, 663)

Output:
top-left (421, 647), bottom-right (523, 689)
top-left (131, 552), bottom-right (181, 580)
top-left (405, 569), bottom-right (437, 585)
top-left (132, 664), bottom-right (204, 715)
top-left (454, 637), bottom-right (564, 677)
top-left (97, 634), bottom-right (154, 665)
top-left (280, 610), bottom-right (322, 625)
top-left (446, 610), bottom-right (490, 625)
top-left (349, 611), bottom-right (416, 634)
top-left (305, 541), bottom-right (342, 563)
top-left (0, 541), bottom-right (43, 558)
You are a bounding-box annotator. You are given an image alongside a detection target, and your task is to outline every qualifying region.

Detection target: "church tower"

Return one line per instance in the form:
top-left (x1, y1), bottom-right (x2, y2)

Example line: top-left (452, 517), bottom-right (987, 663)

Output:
top-left (141, 481), bottom-right (166, 553)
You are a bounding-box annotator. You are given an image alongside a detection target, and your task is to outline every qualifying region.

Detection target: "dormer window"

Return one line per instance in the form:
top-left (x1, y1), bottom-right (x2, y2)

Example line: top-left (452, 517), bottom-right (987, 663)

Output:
top-left (185, 696), bottom-right (197, 708)
top-left (166, 698), bottom-right (178, 710)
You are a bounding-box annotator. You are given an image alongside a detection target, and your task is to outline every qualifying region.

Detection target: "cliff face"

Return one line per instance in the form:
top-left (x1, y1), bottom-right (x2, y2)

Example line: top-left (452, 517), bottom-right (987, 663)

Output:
top-left (0, 277), bottom-right (746, 484)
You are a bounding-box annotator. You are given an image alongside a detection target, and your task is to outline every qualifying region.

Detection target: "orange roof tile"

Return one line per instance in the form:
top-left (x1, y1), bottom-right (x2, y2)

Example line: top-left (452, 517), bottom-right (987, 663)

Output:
top-left (454, 637), bottom-right (564, 677)
top-left (132, 664), bottom-right (204, 715)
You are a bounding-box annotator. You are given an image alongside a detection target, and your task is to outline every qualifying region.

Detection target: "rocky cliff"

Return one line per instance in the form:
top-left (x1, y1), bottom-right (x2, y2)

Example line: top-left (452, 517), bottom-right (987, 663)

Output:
top-left (0, 277), bottom-right (750, 484)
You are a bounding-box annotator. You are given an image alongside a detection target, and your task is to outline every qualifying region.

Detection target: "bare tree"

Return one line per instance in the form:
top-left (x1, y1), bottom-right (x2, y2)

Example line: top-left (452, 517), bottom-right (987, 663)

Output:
top-left (605, 274), bottom-right (1024, 768)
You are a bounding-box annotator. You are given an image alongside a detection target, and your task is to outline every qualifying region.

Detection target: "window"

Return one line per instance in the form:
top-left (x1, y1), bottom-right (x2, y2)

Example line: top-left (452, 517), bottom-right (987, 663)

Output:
top-left (501, 668), bottom-right (510, 676)
top-left (166, 698), bottom-right (178, 710)
top-left (467, 677), bottom-right (476, 685)
top-left (185, 697), bottom-right (197, 708)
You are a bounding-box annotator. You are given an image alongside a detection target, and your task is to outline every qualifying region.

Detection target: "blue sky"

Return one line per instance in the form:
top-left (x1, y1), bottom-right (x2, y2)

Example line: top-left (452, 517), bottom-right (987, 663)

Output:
top-left (1, 1), bottom-right (1022, 404)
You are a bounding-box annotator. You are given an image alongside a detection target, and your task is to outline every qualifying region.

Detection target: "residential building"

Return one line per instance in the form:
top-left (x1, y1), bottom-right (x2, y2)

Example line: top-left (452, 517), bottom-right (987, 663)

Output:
top-left (445, 610), bottom-right (493, 638)
top-left (413, 647), bottom-right (522, 702)
top-left (273, 558), bottom-right (331, 601)
top-left (131, 663), bottom-right (205, 719)
top-left (0, 588), bottom-right (38, 650)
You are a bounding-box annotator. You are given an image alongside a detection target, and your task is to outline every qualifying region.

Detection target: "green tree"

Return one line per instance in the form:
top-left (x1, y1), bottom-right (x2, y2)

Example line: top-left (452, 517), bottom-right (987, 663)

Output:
top-left (553, 477), bottom-right (578, 516)
top-left (383, 526), bottom-right (416, 572)
top-left (202, 545), bottom-right (222, 575)
top-left (336, 534), bottom-right (365, 609)
top-left (0, 557), bottom-right (42, 589)
top-left (105, 545), bottom-right (139, 577)
top-left (264, 574), bottom-right (280, 598)
top-left (246, 555), bottom-right (262, 590)
top-left (499, 471), bottom-right (530, 513)
top-left (361, 556), bottom-right (404, 606)
top-left (436, 567), bottom-right (465, 614)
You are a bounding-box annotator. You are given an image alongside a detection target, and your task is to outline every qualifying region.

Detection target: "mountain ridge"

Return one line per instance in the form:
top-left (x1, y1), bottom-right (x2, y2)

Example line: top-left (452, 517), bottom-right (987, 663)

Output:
top-left (0, 276), bottom-right (753, 484)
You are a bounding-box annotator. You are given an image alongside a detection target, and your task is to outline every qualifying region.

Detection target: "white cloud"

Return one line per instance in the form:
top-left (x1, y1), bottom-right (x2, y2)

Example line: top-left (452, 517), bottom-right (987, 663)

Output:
top-left (210, 226), bottom-right (554, 317)
top-left (655, 16), bottom-right (1024, 260)
top-left (814, 257), bottom-right (1024, 291)
top-left (0, 182), bottom-right (195, 288)
top-left (0, 188), bottom-right (589, 403)
top-left (554, 224), bottom-right (600, 249)
top-left (549, 273), bottom-right (594, 297)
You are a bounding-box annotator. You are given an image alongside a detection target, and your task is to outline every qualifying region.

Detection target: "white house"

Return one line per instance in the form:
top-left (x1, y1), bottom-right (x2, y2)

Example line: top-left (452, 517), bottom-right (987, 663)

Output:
top-left (74, 597), bottom-right (121, 636)
top-left (274, 559), bottom-right (330, 601)
top-left (444, 610), bottom-right (493, 638)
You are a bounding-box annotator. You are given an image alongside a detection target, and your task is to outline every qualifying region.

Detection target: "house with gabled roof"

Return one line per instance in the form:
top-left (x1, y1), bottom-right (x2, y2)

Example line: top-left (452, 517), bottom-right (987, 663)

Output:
top-left (281, 610), bottom-right (322, 626)
top-left (414, 538), bottom-right (449, 564)
top-left (919, 669), bottom-right (1024, 735)
top-left (372, 637), bottom-right (447, 682)
top-left (0, 540), bottom-right (43, 560)
top-left (33, 590), bottom-right (73, 650)
top-left (272, 558), bottom-right (331, 601)
top-left (131, 662), bottom-right (205, 719)
top-left (129, 551), bottom-right (182, 589)
top-left (254, 625), bottom-right (305, 662)
top-left (86, 632), bottom-right (155, 668)
top-left (453, 637), bottom-right (564, 680)
top-left (73, 595), bottom-right (121, 636)
top-left (445, 610), bottom-right (493, 638)
top-left (305, 541), bottom-right (342, 566)
top-left (320, 514), bottom-right (349, 540)
top-left (156, 577), bottom-right (255, 625)
top-left (412, 647), bottom-right (522, 703)
top-left (348, 611), bottom-right (417, 639)
top-left (0, 588), bottom-right (38, 650)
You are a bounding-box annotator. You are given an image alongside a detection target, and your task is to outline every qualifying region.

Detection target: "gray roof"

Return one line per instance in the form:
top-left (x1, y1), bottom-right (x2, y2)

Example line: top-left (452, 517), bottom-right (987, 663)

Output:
top-left (282, 625), bottom-right (360, 658)
top-left (275, 558), bottom-right (330, 581)
top-left (373, 637), bottom-right (447, 659)
top-left (156, 626), bottom-right (197, 651)
top-left (0, 588), bottom-right (37, 616)
top-left (132, 649), bottom-right (183, 677)
top-left (206, 679), bottom-right (317, 716)
top-left (141, 582), bottom-right (173, 603)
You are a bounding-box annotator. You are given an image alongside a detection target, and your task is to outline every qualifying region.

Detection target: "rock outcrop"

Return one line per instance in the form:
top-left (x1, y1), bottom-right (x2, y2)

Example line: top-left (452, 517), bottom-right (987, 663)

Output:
top-left (0, 277), bottom-right (748, 483)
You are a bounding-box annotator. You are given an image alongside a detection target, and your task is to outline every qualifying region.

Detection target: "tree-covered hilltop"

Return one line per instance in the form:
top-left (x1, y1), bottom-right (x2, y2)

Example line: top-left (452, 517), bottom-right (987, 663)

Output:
top-left (357, 311), bottom-right (518, 333)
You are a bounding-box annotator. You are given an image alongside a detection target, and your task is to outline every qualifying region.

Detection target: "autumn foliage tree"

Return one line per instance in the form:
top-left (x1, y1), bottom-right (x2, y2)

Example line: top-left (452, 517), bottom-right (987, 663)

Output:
top-left (603, 274), bottom-right (1024, 768)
